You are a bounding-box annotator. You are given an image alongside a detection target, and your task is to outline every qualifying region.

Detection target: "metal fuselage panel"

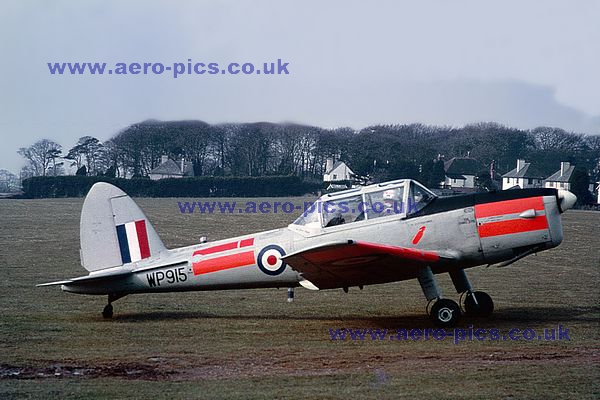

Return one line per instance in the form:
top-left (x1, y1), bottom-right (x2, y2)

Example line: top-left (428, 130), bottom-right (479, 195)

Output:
top-left (63, 190), bottom-right (564, 295)
top-left (474, 194), bottom-right (562, 263)
top-left (65, 208), bottom-right (485, 295)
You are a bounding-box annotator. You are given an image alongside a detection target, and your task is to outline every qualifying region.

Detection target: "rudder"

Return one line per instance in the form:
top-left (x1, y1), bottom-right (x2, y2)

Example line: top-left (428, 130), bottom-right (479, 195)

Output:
top-left (80, 182), bottom-right (166, 272)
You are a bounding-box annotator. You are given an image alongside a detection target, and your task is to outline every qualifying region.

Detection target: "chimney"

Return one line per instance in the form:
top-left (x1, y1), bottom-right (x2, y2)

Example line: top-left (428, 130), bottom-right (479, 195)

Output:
top-left (181, 158), bottom-right (185, 173)
top-left (560, 161), bottom-right (570, 176)
top-left (161, 155), bottom-right (169, 164)
top-left (326, 158), bottom-right (334, 172)
top-left (516, 159), bottom-right (526, 172)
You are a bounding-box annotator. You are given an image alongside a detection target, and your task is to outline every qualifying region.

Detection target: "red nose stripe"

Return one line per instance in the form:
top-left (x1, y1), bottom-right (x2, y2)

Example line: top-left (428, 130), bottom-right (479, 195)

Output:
top-left (193, 251), bottom-right (255, 275)
top-left (475, 197), bottom-right (544, 219)
top-left (478, 215), bottom-right (548, 238)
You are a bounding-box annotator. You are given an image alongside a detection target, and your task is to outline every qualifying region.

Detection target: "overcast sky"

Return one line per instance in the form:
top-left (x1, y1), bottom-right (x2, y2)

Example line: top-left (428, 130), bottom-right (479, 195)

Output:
top-left (1, 0), bottom-right (599, 173)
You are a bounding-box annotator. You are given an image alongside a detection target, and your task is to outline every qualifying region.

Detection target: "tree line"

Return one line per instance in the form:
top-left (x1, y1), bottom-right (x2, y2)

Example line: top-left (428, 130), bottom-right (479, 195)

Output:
top-left (18, 120), bottom-right (600, 190)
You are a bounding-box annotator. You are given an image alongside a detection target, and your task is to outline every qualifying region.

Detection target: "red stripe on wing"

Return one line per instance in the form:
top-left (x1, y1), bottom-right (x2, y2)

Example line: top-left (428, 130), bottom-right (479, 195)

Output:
top-left (303, 241), bottom-right (440, 264)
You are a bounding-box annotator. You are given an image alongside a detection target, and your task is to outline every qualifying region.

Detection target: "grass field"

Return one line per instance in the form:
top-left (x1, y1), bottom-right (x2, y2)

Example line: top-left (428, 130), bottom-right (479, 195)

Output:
top-left (0, 198), bottom-right (599, 399)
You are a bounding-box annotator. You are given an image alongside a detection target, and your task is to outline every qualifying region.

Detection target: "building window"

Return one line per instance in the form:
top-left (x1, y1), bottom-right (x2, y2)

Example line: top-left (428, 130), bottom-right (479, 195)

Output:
top-left (528, 178), bottom-right (532, 184)
top-left (332, 174), bottom-right (337, 180)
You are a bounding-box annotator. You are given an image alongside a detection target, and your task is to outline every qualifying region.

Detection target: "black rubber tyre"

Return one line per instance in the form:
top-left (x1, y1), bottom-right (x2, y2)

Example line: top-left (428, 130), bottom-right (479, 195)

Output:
top-left (464, 291), bottom-right (494, 317)
top-left (430, 299), bottom-right (461, 327)
top-left (102, 303), bottom-right (113, 319)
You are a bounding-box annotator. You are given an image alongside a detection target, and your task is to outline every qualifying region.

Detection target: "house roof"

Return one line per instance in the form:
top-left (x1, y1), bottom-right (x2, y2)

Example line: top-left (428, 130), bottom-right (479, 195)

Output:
top-left (502, 163), bottom-right (546, 179)
top-left (326, 161), bottom-right (353, 175)
top-left (443, 157), bottom-right (480, 176)
top-left (545, 165), bottom-right (576, 183)
top-left (446, 173), bottom-right (467, 180)
top-left (149, 159), bottom-right (184, 176)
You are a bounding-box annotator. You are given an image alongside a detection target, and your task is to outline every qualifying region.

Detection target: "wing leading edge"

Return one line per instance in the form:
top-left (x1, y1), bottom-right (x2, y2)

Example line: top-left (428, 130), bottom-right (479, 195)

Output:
top-left (283, 240), bottom-right (453, 290)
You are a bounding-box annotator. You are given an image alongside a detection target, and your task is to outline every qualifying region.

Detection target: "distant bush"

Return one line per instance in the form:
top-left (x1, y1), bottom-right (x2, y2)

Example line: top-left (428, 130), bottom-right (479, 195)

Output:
top-left (20, 176), bottom-right (322, 198)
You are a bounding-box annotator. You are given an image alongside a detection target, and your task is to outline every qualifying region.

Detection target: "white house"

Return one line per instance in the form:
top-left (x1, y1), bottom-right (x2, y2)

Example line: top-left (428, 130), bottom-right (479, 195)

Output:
top-left (148, 155), bottom-right (194, 180)
top-left (502, 159), bottom-right (544, 190)
top-left (441, 157), bottom-right (480, 191)
top-left (323, 159), bottom-right (354, 183)
top-left (544, 162), bottom-right (576, 191)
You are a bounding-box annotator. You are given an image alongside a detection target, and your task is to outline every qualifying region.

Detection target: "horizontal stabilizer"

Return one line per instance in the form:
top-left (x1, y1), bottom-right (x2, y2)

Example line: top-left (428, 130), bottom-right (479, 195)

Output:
top-left (36, 280), bottom-right (75, 287)
top-left (36, 269), bottom-right (133, 287)
top-left (37, 261), bottom-right (188, 288)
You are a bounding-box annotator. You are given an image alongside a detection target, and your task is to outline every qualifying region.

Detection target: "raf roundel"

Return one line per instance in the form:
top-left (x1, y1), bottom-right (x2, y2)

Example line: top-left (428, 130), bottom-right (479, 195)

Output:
top-left (257, 245), bottom-right (287, 276)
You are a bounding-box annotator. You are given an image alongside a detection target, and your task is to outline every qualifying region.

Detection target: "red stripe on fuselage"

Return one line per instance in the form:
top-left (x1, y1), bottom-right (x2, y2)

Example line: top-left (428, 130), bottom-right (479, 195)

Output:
top-left (193, 251), bottom-right (255, 275)
top-left (478, 215), bottom-right (548, 238)
top-left (135, 220), bottom-right (151, 259)
top-left (191, 237), bottom-right (256, 275)
top-left (239, 238), bottom-right (255, 248)
top-left (194, 241), bottom-right (238, 256)
top-left (475, 197), bottom-right (545, 219)
top-left (193, 237), bottom-right (254, 257)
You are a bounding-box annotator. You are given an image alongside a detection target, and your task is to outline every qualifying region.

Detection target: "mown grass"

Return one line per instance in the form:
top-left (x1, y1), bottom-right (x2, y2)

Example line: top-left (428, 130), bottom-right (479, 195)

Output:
top-left (0, 198), bottom-right (598, 399)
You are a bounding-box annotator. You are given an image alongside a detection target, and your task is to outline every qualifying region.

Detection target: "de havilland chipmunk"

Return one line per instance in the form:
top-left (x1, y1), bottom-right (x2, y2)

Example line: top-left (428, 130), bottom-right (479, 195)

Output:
top-left (39, 179), bottom-right (577, 327)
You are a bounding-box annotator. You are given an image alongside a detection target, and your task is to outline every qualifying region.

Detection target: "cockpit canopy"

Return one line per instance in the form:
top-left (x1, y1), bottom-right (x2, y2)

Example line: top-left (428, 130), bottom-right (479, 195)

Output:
top-left (292, 179), bottom-right (436, 229)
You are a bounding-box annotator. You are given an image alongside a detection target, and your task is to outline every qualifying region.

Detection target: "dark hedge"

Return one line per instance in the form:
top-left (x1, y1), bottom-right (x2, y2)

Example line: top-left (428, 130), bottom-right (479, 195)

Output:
top-left (21, 176), bottom-right (322, 198)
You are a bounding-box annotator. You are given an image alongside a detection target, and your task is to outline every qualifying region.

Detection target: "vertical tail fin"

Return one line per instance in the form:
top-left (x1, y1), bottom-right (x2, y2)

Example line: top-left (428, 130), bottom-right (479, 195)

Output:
top-left (80, 182), bottom-right (166, 272)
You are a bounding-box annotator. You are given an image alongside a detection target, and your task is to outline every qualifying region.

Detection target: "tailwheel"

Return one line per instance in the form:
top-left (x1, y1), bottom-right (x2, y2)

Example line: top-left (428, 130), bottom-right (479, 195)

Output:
top-left (102, 303), bottom-right (113, 319)
top-left (430, 299), bottom-right (461, 327)
top-left (463, 291), bottom-right (494, 317)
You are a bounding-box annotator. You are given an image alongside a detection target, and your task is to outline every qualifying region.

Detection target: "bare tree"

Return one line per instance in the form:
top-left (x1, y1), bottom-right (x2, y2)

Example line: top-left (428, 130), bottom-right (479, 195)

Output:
top-left (0, 169), bottom-right (21, 193)
top-left (17, 139), bottom-right (62, 177)
top-left (66, 136), bottom-right (104, 175)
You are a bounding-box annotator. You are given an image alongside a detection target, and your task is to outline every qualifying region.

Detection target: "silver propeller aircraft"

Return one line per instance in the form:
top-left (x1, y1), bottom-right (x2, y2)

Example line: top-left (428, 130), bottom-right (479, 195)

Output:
top-left (39, 180), bottom-right (577, 327)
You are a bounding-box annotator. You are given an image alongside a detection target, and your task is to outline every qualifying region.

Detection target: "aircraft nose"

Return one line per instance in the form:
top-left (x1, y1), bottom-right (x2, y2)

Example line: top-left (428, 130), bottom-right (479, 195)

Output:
top-left (557, 190), bottom-right (577, 212)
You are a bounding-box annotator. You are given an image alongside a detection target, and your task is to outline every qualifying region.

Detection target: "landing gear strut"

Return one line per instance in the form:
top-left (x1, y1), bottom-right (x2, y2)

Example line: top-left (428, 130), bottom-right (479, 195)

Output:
top-left (102, 303), bottom-right (113, 319)
top-left (450, 269), bottom-right (494, 317)
top-left (418, 267), bottom-right (461, 327)
top-left (102, 293), bottom-right (126, 319)
top-left (463, 291), bottom-right (494, 317)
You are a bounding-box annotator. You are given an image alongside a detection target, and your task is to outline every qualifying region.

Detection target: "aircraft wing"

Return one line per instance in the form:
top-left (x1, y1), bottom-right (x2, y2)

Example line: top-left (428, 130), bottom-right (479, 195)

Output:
top-left (283, 240), bottom-right (454, 290)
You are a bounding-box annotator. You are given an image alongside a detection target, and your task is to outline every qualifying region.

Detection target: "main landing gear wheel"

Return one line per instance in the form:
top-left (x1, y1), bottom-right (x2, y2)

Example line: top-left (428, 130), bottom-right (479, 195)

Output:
top-left (430, 299), bottom-right (461, 327)
top-left (102, 303), bottom-right (113, 319)
top-left (463, 291), bottom-right (494, 317)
